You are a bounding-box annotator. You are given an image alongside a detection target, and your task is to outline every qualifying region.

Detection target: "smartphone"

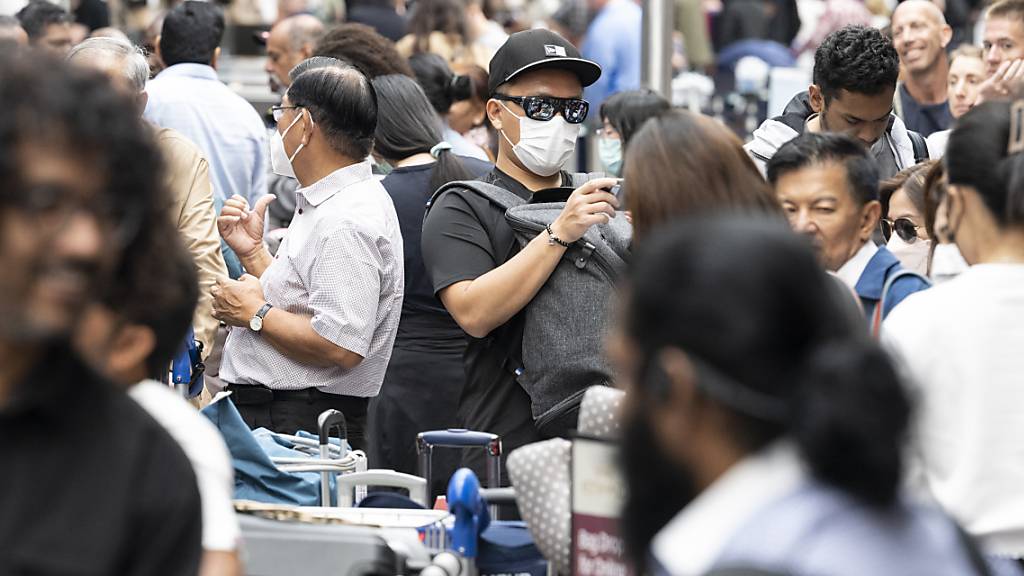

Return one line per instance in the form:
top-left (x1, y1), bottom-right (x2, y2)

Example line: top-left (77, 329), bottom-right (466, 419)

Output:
top-left (530, 186), bottom-right (575, 204)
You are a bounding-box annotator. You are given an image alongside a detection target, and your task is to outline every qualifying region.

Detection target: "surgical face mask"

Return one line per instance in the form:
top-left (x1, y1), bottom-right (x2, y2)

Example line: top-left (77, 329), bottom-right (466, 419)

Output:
top-left (886, 234), bottom-right (931, 276)
top-left (270, 111), bottom-right (306, 178)
top-left (499, 102), bottom-right (580, 177)
top-left (930, 242), bottom-right (969, 283)
top-left (598, 136), bottom-right (623, 177)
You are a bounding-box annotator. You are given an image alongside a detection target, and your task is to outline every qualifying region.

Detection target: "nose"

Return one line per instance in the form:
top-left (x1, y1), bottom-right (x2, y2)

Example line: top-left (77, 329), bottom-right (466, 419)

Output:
top-left (954, 79), bottom-right (968, 99)
top-left (55, 211), bottom-right (104, 263)
top-left (790, 209), bottom-right (818, 235)
top-left (264, 58), bottom-right (274, 74)
top-left (987, 45), bottom-right (1002, 64)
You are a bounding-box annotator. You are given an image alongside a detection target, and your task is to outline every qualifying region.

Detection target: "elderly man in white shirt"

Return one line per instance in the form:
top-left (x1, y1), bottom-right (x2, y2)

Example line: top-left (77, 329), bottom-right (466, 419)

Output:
top-left (212, 58), bottom-right (403, 449)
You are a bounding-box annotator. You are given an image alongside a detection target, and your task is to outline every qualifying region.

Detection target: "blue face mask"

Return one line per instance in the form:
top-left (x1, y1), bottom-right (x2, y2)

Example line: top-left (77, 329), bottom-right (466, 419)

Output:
top-left (598, 136), bottom-right (623, 177)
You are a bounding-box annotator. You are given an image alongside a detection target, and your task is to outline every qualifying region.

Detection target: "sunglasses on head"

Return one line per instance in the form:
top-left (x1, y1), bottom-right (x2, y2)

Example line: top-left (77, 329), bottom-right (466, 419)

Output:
top-left (492, 94), bottom-right (590, 124)
top-left (880, 217), bottom-right (922, 243)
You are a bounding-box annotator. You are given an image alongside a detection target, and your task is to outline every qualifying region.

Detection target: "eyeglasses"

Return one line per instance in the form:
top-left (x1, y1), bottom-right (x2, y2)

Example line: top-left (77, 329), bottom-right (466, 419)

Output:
top-left (271, 105), bottom-right (302, 123)
top-left (492, 94), bottom-right (589, 124)
top-left (17, 183), bottom-right (143, 247)
top-left (880, 217), bottom-right (922, 243)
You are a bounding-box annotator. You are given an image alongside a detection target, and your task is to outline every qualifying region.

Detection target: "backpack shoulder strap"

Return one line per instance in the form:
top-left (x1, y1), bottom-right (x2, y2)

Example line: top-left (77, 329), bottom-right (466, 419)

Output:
top-left (425, 179), bottom-right (527, 216)
top-left (872, 268), bottom-right (931, 337)
top-left (908, 129), bottom-right (929, 164)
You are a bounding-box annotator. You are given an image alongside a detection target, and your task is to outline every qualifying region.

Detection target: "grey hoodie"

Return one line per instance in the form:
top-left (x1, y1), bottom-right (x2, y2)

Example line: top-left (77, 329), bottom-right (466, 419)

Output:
top-left (744, 92), bottom-right (926, 179)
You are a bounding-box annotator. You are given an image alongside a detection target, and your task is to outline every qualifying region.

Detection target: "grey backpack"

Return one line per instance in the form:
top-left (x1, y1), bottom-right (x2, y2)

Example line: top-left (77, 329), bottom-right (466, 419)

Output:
top-left (428, 175), bottom-right (632, 437)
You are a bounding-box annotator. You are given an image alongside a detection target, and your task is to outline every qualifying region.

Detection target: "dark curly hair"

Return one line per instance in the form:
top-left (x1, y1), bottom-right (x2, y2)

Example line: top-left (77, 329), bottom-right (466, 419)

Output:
top-left (0, 51), bottom-right (166, 239)
top-left (314, 23), bottom-right (414, 79)
top-left (813, 25), bottom-right (899, 102)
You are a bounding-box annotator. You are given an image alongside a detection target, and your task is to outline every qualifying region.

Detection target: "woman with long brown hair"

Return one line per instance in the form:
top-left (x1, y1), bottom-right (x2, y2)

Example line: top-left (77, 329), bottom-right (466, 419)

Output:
top-left (623, 110), bottom-right (781, 243)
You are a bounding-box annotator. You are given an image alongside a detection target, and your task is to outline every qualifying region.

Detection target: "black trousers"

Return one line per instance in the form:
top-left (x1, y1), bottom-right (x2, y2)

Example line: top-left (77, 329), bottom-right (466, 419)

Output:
top-left (226, 384), bottom-right (369, 452)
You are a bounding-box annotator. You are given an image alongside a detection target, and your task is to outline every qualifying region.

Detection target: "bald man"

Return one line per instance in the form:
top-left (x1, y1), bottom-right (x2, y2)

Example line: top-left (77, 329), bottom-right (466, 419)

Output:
top-left (891, 0), bottom-right (954, 136)
top-left (265, 14), bottom-right (324, 94)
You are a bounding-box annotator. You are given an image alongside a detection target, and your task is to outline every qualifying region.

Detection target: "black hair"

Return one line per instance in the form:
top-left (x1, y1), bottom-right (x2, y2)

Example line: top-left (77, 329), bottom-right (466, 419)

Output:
top-left (813, 25), bottom-right (899, 102)
top-left (767, 132), bottom-right (880, 205)
top-left (947, 101), bottom-right (1024, 227)
top-left (100, 216), bottom-right (198, 378)
top-left (407, 0), bottom-right (468, 52)
top-left (15, 0), bottom-right (69, 39)
top-left (372, 74), bottom-right (475, 191)
top-left (628, 216), bottom-right (911, 507)
top-left (599, 89), bottom-right (671, 150)
top-left (408, 52), bottom-right (472, 115)
top-left (159, 1), bottom-right (224, 67)
top-left (314, 23), bottom-right (414, 79)
top-left (0, 50), bottom-right (165, 245)
top-left (287, 63), bottom-right (378, 160)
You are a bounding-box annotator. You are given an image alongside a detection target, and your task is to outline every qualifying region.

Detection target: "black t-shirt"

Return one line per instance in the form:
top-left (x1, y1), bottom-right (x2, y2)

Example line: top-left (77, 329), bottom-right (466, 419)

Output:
top-left (899, 84), bottom-right (953, 138)
top-left (0, 344), bottom-right (202, 575)
top-left (381, 156), bottom-right (491, 347)
top-left (421, 167), bottom-right (572, 459)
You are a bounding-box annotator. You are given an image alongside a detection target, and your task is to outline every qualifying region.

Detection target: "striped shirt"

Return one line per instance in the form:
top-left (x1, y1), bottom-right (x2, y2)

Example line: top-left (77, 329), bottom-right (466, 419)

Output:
top-left (220, 160), bottom-right (404, 397)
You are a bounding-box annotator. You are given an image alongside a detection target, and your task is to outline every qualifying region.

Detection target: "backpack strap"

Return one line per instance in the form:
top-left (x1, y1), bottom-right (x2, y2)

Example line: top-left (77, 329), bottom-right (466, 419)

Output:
top-left (871, 268), bottom-right (931, 337)
top-left (569, 171), bottom-right (607, 188)
top-left (425, 179), bottom-right (527, 216)
top-left (908, 129), bottom-right (929, 164)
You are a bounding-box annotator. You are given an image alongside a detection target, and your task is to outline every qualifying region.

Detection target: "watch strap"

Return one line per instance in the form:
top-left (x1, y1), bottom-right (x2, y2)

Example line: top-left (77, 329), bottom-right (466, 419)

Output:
top-left (256, 303), bottom-right (273, 320)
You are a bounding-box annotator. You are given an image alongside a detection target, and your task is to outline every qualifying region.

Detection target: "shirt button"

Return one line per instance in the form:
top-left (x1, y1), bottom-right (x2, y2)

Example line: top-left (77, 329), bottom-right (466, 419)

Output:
top-left (298, 208), bottom-right (304, 214)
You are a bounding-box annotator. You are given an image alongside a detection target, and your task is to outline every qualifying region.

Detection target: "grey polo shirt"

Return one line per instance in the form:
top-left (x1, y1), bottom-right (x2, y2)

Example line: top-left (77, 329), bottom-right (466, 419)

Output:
top-left (220, 160), bottom-right (404, 397)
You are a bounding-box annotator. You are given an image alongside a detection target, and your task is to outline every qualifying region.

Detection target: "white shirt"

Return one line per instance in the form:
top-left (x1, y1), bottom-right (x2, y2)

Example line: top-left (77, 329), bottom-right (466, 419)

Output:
top-left (129, 380), bottom-right (239, 551)
top-left (221, 160), bottom-right (405, 397)
top-left (836, 241), bottom-right (878, 290)
top-left (884, 264), bottom-right (1024, 557)
top-left (651, 442), bottom-right (805, 575)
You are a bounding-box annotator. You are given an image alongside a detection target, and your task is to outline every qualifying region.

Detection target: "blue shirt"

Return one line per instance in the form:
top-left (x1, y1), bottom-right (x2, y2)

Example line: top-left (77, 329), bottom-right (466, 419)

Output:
top-left (144, 63), bottom-right (268, 206)
top-left (582, 0), bottom-right (642, 112)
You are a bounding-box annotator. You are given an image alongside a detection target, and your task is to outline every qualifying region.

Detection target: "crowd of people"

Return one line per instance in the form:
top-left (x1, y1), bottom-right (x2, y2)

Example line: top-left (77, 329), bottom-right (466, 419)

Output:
top-left (0, 0), bottom-right (1022, 574)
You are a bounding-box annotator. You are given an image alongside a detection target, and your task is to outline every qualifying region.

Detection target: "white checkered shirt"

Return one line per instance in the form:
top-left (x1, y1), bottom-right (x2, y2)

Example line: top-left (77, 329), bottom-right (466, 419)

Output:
top-left (220, 160), bottom-right (404, 397)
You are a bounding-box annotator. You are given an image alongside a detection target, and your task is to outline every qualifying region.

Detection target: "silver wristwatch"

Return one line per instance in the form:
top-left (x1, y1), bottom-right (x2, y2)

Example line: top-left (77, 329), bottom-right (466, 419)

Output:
top-left (249, 303), bottom-right (273, 332)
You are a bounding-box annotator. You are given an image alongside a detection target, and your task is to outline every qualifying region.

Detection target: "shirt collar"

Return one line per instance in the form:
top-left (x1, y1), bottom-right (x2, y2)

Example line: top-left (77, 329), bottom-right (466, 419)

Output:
top-left (836, 241), bottom-right (878, 290)
top-left (156, 63), bottom-right (220, 82)
top-left (295, 160), bottom-right (375, 207)
top-left (650, 442), bottom-right (805, 576)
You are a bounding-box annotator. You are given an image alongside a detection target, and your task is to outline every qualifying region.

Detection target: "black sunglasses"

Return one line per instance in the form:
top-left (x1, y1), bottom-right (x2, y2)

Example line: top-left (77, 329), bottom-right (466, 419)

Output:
top-left (492, 94), bottom-right (590, 124)
top-left (880, 217), bottom-right (922, 243)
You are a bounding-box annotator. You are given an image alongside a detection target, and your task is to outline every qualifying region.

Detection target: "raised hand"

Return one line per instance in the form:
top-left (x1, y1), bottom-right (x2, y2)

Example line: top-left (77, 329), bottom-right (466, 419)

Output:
top-left (217, 194), bottom-right (276, 259)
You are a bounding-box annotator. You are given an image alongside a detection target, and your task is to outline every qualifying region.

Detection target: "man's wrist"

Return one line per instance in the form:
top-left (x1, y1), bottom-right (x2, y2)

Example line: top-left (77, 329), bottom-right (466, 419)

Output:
top-left (239, 245), bottom-right (268, 266)
top-left (546, 222), bottom-right (572, 248)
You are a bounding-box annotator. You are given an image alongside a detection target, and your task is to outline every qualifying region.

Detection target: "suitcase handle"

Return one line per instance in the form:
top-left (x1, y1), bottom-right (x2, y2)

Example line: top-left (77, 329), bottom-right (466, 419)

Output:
top-left (317, 409), bottom-right (348, 505)
top-left (417, 429), bottom-right (502, 453)
top-left (336, 470), bottom-right (428, 508)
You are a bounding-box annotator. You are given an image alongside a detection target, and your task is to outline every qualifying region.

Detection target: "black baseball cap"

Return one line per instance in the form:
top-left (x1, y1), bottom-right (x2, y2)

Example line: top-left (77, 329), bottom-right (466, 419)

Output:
top-left (487, 29), bottom-right (602, 96)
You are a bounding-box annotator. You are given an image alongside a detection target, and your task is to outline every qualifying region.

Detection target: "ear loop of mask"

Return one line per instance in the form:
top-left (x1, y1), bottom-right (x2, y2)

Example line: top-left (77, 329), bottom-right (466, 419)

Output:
top-left (496, 101), bottom-right (521, 149)
top-left (283, 109), bottom-right (313, 164)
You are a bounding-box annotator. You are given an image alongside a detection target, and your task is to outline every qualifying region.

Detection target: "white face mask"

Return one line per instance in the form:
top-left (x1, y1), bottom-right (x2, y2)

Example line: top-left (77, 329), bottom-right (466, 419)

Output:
top-left (270, 111), bottom-right (306, 179)
top-left (930, 242), bottom-right (969, 283)
top-left (499, 102), bottom-right (581, 177)
top-left (886, 233), bottom-right (931, 276)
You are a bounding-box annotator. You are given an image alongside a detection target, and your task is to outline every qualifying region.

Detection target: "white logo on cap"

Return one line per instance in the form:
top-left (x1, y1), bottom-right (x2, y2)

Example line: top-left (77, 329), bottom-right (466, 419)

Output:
top-left (544, 45), bottom-right (567, 57)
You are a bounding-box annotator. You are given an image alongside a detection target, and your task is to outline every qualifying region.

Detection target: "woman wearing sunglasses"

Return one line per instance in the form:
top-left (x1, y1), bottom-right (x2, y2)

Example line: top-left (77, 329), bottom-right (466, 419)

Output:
top-left (879, 161), bottom-right (936, 276)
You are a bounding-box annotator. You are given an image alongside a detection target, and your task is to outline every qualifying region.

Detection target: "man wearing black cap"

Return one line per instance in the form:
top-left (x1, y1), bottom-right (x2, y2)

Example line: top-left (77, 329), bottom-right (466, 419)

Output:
top-left (422, 29), bottom-right (619, 474)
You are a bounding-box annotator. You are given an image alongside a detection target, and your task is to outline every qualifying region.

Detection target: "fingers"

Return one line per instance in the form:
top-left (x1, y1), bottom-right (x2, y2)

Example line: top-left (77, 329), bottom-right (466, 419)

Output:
top-left (253, 194), bottom-right (277, 218)
top-left (574, 178), bottom-right (621, 197)
top-left (586, 201), bottom-right (616, 219)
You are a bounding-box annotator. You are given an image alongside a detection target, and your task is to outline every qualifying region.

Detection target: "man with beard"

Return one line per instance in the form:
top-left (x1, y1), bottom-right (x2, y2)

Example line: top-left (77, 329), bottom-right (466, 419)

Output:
top-left (0, 52), bottom-right (201, 574)
top-left (611, 216), bottom-right (988, 576)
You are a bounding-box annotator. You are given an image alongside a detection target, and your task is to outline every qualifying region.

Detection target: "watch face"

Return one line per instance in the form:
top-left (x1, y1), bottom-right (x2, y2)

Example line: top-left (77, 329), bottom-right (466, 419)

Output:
top-left (249, 315), bottom-right (263, 332)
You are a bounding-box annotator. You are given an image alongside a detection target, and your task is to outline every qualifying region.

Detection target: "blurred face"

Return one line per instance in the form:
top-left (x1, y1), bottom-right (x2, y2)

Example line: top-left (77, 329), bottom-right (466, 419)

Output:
top-left (35, 22), bottom-right (73, 57)
top-left (776, 161), bottom-right (879, 272)
top-left (0, 143), bottom-right (115, 342)
top-left (74, 304), bottom-right (153, 387)
top-left (265, 24), bottom-right (305, 92)
top-left (449, 97), bottom-right (486, 135)
top-left (0, 25), bottom-right (28, 46)
top-left (983, 16), bottom-right (1024, 76)
top-left (947, 55), bottom-right (986, 118)
top-left (892, 3), bottom-right (951, 74)
top-left (811, 87), bottom-right (895, 147)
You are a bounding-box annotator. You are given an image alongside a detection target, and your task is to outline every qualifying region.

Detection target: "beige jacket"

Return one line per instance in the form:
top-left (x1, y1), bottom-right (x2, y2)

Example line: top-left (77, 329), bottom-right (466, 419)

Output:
top-left (156, 127), bottom-right (228, 358)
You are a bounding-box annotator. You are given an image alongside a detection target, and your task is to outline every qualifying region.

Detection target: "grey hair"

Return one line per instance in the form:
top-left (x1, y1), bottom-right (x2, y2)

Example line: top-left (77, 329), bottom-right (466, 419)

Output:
top-left (67, 37), bottom-right (149, 93)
